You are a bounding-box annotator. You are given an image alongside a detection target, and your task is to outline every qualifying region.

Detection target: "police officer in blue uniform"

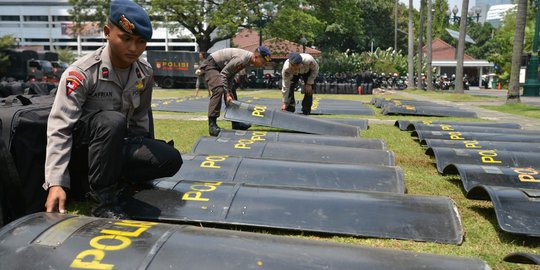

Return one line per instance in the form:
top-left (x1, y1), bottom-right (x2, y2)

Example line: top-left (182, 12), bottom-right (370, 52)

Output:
top-left (44, 0), bottom-right (183, 218)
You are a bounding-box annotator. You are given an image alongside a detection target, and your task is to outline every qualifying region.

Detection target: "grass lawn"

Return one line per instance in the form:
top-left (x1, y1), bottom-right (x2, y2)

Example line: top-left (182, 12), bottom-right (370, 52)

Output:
top-left (480, 103), bottom-right (540, 120)
top-left (72, 89), bottom-right (539, 269)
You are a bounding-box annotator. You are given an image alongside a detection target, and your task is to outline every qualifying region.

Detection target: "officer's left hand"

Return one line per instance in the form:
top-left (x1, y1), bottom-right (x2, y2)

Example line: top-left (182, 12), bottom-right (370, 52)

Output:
top-left (225, 93), bottom-right (233, 105)
top-left (305, 84), bottom-right (313, 95)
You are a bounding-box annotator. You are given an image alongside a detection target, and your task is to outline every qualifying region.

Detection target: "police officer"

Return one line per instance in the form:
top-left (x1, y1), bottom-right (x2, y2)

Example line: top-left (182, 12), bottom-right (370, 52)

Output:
top-left (44, 0), bottom-right (183, 218)
top-left (281, 52), bottom-right (319, 115)
top-left (200, 46), bottom-right (272, 136)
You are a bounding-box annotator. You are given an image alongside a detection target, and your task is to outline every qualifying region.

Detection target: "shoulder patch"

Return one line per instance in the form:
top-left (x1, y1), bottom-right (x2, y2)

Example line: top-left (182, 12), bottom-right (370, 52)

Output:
top-left (66, 77), bottom-right (80, 95)
top-left (68, 71), bottom-right (84, 81)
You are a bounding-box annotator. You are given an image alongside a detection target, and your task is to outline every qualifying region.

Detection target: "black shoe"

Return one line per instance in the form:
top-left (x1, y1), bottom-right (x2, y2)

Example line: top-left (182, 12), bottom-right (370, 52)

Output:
top-left (92, 204), bottom-right (129, 219)
top-left (231, 121), bottom-right (251, 130)
top-left (208, 117), bottom-right (221, 136)
top-left (87, 185), bottom-right (130, 220)
top-left (209, 124), bottom-right (221, 136)
top-left (302, 110), bottom-right (311, 115)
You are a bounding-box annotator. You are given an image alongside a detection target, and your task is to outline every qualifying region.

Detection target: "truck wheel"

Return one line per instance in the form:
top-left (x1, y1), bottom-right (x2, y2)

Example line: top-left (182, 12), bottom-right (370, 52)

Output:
top-left (161, 77), bottom-right (175, 89)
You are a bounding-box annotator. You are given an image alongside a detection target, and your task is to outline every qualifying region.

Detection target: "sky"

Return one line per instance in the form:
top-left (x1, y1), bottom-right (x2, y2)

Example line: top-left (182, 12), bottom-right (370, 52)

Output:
top-left (399, 0), bottom-right (477, 11)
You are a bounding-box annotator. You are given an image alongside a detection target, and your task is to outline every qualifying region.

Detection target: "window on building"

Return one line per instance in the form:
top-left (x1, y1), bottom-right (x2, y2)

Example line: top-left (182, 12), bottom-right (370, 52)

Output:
top-left (24, 16), bottom-right (49, 22)
top-left (1, 16), bottom-right (19, 21)
top-left (53, 16), bottom-right (70, 22)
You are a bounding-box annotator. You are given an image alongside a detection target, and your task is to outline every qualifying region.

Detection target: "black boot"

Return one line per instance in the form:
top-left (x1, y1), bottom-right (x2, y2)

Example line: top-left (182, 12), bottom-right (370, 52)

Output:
top-left (87, 185), bottom-right (130, 219)
top-left (208, 117), bottom-right (221, 136)
top-left (231, 121), bottom-right (251, 130)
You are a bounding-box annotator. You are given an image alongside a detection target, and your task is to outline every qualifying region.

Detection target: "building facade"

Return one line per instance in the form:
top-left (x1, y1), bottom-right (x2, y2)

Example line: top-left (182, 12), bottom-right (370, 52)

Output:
top-left (475, 0), bottom-right (513, 26)
top-left (0, 0), bottom-right (198, 56)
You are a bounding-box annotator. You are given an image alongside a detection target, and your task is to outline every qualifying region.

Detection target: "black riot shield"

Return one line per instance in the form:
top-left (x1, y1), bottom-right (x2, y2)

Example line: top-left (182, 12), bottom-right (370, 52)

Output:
top-left (466, 185), bottom-right (540, 237)
top-left (123, 180), bottom-right (464, 244)
top-left (412, 123), bottom-right (539, 136)
top-left (152, 96), bottom-right (210, 113)
top-left (430, 147), bottom-right (540, 174)
top-left (311, 118), bottom-right (369, 129)
top-left (242, 97), bottom-right (375, 116)
top-left (450, 164), bottom-right (540, 199)
top-left (395, 120), bottom-right (411, 130)
top-left (416, 130), bottom-right (540, 144)
top-left (504, 252), bottom-right (540, 265)
top-left (424, 139), bottom-right (540, 155)
top-left (402, 121), bottom-right (522, 131)
top-left (218, 130), bottom-right (385, 149)
top-left (0, 213), bottom-right (489, 270)
top-left (171, 155), bottom-right (404, 193)
top-left (382, 103), bottom-right (478, 118)
top-left (191, 137), bottom-right (395, 166)
top-left (223, 101), bottom-right (360, 137)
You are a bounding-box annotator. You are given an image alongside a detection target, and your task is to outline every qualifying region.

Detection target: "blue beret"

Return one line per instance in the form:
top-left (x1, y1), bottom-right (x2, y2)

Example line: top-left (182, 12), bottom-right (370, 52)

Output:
top-left (288, 52), bottom-right (302, 64)
top-left (257, 46), bottom-right (272, 62)
top-left (109, 0), bottom-right (153, 41)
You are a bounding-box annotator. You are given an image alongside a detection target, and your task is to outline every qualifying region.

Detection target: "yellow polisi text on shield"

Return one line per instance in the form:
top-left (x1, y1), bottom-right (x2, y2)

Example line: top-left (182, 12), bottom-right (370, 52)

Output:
top-left (182, 181), bottom-right (222, 202)
top-left (513, 167), bottom-right (540, 183)
top-left (70, 220), bottom-right (158, 270)
top-left (199, 155), bottom-right (229, 169)
top-left (252, 105), bottom-right (267, 117)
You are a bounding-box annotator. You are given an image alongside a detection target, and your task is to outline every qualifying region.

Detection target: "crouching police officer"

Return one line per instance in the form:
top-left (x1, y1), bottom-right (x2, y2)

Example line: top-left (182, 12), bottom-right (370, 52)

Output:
top-left (200, 46), bottom-right (272, 136)
top-left (281, 52), bottom-right (319, 115)
top-left (44, 0), bottom-right (183, 218)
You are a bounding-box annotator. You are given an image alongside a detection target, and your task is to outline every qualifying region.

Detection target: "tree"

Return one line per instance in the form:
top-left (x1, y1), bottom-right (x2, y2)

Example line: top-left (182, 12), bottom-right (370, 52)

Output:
top-left (70, 0), bottom-right (255, 54)
top-left (265, 5), bottom-right (324, 49)
top-left (416, 0), bottom-right (425, 89)
top-left (151, 0), bottom-right (254, 53)
top-left (426, 0), bottom-right (433, 91)
top-left (0, 35), bottom-right (16, 76)
top-left (454, 0), bottom-right (469, 94)
top-left (507, 0), bottom-right (528, 104)
top-left (407, 0), bottom-right (415, 89)
top-left (56, 48), bottom-right (77, 64)
top-left (309, 0), bottom-right (397, 53)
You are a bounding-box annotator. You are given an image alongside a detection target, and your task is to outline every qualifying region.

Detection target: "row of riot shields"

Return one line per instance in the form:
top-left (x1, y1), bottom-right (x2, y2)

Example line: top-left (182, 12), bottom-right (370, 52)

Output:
top-left (372, 97), bottom-right (478, 118)
top-left (152, 96), bottom-right (375, 116)
top-left (0, 101), bottom-right (494, 269)
top-left (397, 119), bottom-right (540, 267)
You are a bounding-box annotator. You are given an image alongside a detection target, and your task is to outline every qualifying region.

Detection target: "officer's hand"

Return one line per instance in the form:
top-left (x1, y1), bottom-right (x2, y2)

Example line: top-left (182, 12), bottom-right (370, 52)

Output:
top-left (281, 102), bottom-right (287, 111)
top-left (305, 84), bottom-right (313, 95)
top-left (225, 93), bottom-right (233, 105)
top-left (45, 186), bottom-right (67, 214)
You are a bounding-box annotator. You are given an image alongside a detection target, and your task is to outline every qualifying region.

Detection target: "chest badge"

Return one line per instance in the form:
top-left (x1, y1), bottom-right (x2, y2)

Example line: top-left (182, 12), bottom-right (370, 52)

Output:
top-left (102, 67), bottom-right (109, 79)
top-left (136, 80), bottom-right (144, 89)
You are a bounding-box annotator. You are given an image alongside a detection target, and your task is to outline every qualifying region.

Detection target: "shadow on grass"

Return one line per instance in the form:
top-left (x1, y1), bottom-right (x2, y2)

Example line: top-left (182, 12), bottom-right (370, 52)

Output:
top-left (471, 205), bottom-right (540, 248)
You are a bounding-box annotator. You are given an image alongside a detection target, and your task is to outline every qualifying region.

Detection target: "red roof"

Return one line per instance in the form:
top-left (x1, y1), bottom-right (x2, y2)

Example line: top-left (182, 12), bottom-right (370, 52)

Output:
top-left (423, 38), bottom-right (475, 61)
top-left (232, 29), bottom-right (321, 59)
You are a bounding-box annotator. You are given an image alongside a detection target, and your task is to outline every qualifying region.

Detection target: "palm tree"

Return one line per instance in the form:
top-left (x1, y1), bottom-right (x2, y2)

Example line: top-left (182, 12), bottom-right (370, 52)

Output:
top-left (407, 0), bottom-right (415, 89)
top-left (507, 0), bottom-right (528, 104)
top-left (417, 0), bottom-right (425, 89)
top-left (426, 0), bottom-right (434, 91)
top-left (455, 0), bottom-right (469, 94)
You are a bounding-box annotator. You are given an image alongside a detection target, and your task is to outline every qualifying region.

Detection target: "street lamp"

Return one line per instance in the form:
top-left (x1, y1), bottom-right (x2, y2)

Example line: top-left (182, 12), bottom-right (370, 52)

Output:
top-left (474, 6), bottom-right (482, 23)
top-left (523, 0), bottom-right (540, 96)
top-left (446, 6), bottom-right (482, 25)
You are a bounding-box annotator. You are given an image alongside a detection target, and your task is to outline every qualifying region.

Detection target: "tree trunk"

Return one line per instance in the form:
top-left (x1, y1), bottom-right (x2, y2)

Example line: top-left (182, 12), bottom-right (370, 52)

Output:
top-left (455, 0), bottom-right (469, 94)
top-left (407, 0), bottom-right (415, 89)
top-left (426, 0), bottom-right (433, 91)
top-left (507, 0), bottom-right (527, 104)
top-left (417, 0), bottom-right (425, 90)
